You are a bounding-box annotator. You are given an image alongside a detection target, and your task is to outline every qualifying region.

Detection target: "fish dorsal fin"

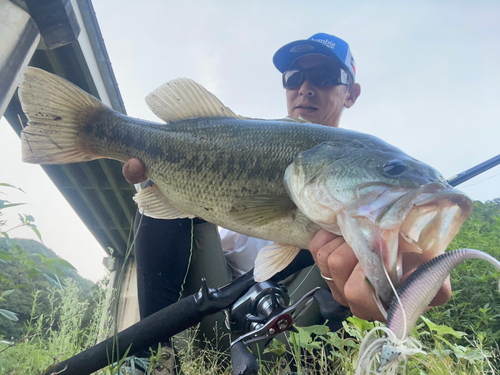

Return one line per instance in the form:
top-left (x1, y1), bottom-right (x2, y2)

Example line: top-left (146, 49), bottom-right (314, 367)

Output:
top-left (284, 115), bottom-right (310, 123)
top-left (133, 184), bottom-right (194, 220)
top-left (236, 115), bottom-right (310, 123)
top-left (145, 78), bottom-right (237, 123)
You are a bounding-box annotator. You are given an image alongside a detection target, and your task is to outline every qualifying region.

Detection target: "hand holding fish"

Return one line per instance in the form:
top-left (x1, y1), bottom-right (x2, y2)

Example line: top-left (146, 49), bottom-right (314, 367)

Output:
top-left (310, 229), bottom-right (452, 322)
top-left (123, 158), bottom-right (147, 184)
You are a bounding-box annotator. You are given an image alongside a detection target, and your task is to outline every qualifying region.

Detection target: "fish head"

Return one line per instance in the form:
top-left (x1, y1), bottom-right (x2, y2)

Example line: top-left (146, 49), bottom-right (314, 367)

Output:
top-left (285, 138), bottom-right (473, 304)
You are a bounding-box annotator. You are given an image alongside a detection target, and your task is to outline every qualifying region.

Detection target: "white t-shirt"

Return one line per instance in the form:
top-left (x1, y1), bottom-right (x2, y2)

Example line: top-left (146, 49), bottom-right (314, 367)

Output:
top-left (220, 228), bottom-right (273, 277)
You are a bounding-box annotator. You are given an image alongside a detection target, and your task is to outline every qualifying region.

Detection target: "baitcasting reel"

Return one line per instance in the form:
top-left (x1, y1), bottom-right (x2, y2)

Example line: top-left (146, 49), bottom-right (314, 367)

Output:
top-left (227, 280), bottom-right (290, 337)
top-left (227, 280), bottom-right (323, 375)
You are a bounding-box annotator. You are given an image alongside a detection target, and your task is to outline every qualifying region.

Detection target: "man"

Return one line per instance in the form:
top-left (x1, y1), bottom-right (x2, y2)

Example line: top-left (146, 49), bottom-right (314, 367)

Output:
top-left (123, 33), bottom-right (451, 371)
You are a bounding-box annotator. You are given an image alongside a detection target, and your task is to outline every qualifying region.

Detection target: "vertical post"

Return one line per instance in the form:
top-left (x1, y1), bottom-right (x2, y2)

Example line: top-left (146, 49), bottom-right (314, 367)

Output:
top-left (99, 255), bottom-right (140, 341)
top-left (0, 0), bottom-right (40, 118)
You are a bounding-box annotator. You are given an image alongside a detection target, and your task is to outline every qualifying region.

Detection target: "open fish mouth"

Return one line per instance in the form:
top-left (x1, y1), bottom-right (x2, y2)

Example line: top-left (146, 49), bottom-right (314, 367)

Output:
top-left (377, 182), bottom-right (473, 264)
top-left (342, 182), bottom-right (473, 304)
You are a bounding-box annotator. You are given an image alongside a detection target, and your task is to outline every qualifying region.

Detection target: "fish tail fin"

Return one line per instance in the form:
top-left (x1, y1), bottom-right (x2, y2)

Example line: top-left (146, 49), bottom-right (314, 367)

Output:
top-left (19, 67), bottom-right (106, 164)
top-left (253, 243), bottom-right (301, 282)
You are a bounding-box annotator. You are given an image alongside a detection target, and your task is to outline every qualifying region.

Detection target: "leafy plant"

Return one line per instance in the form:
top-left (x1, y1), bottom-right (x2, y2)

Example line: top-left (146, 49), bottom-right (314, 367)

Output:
top-left (0, 184), bottom-right (76, 325)
top-left (272, 316), bottom-right (497, 375)
top-left (0, 183), bottom-right (111, 374)
top-left (0, 279), bottom-right (108, 374)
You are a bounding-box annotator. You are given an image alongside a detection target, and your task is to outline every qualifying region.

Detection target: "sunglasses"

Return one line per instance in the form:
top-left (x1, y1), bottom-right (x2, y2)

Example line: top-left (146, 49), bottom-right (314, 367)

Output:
top-left (282, 65), bottom-right (350, 89)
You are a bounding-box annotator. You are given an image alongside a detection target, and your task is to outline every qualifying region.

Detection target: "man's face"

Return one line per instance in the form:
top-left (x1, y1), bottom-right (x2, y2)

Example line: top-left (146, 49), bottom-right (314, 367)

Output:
top-left (286, 55), bottom-right (356, 128)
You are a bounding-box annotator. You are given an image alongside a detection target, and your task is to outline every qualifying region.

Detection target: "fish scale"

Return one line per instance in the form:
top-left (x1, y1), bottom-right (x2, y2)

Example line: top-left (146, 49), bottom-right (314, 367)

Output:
top-left (86, 111), bottom-right (352, 246)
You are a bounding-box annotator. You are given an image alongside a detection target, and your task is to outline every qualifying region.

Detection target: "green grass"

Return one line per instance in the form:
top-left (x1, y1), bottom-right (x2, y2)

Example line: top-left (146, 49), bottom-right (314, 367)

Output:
top-left (0, 279), bottom-right (108, 374)
top-left (0, 279), bottom-right (498, 374)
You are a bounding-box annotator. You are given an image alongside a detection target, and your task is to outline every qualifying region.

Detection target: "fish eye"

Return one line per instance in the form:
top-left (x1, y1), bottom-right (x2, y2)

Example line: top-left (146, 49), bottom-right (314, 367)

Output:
top-left (382, 159), bottom-right (407, 177)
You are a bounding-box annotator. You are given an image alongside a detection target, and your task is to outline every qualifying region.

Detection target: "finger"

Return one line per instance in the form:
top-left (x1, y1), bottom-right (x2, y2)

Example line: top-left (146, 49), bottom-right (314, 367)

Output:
top-left (309, 229), bottom-right (340, 258)
top-left (315, 238), bottom-right (354, 307)
top-left (344, 262), bottom-right (386, 322)
top-left (315, 236), bottom-right (346, 270)
top-left (324, 240), bottom-right (357, 296)
top-left (308, 230), bottom-right (348, 305)
top-left (320, 275), bottom-right (349, 306)
top-left (122, 158), bottom-right (147, 184)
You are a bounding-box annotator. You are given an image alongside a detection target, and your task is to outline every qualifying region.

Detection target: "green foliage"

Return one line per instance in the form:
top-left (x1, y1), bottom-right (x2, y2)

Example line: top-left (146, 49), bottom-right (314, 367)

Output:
top-left (0, 183), bottom-right (111, 374)
top-left (269, 317), bottom-right (497, 375)
top-left (0, 184), bottom-right (97, 340)
top-left (0, 238), bottom-right (98, 339)
top-left (0, 279), bottom-right (108, 374)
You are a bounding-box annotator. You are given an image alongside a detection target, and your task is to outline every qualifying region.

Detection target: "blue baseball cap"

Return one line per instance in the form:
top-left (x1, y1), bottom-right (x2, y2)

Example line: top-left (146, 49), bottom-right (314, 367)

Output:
top-left (273, 33), bottom-right (356, 82)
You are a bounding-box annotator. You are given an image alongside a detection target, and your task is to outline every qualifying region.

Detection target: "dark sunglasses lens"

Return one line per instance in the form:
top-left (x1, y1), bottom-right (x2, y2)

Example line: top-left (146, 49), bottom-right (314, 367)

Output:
top-left (283, 70), bottom-right (304, 89)
top-left (283, 66), bottom-right (348, 89)
top-left (310, 66), bottom-right (341, 86)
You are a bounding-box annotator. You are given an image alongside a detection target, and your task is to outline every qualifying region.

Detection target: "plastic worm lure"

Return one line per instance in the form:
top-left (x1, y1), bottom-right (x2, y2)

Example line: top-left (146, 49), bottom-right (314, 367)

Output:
top-left (356, 248), bottom-right (500, 375)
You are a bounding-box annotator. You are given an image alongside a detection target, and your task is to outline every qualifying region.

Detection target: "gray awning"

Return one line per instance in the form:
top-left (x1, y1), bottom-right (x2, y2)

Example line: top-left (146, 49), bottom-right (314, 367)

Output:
top-left (3, 0), bottom-right (137, 256)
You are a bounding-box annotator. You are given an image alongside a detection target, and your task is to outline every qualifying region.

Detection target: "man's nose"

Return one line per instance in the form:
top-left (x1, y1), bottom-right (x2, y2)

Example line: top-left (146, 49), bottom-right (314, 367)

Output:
top-left (298, 79), bottom-right (316, 96)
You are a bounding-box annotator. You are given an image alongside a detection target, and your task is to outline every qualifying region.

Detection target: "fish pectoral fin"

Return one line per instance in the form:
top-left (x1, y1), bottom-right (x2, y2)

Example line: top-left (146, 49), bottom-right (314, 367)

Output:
top-left (229, 195), bottom-right (296, 226)
top-left (145, 78), bottom-right (238, 123)
top-left (254, 243), bottom-right (302, 282)
top-left (133, 185), bottom-right (194, 220)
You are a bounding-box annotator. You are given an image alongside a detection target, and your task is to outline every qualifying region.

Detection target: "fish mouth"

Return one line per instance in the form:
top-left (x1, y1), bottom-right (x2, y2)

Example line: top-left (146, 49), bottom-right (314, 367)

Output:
top-left (376, 182), bottom-right (473, 260)
top-left (341, 182), bottom-right (473, 304)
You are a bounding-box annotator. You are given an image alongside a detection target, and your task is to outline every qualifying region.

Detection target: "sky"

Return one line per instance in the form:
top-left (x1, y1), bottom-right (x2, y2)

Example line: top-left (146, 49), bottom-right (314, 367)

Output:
top-left (1, 0), bottom-right (499, 283)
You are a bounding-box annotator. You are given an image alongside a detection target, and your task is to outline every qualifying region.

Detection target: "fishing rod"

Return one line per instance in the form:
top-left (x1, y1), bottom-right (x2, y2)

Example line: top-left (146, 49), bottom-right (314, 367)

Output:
top-left (447, 153), bottom-right (500, 187)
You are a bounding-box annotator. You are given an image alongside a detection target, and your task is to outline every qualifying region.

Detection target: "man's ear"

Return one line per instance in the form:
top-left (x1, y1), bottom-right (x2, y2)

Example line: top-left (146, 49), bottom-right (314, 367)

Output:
top-left (345, 83), bottom-right (361, 109)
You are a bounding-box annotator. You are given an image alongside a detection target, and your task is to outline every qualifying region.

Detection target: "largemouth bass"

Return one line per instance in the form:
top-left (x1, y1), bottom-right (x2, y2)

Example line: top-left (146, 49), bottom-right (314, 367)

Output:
top-left (18, 67), bottom-right (472, 305)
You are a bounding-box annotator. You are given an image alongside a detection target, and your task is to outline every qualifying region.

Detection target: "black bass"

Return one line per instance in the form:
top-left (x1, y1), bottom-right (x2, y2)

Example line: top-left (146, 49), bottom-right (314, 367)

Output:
top-left (18, 67), bottom-right (472, 305)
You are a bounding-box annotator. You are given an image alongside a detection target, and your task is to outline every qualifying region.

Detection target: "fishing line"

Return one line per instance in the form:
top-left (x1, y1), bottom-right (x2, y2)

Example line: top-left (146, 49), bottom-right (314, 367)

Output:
top-left (457, 171), bottom-right (500, 188)
top-left (356, 264), bottom-right (412, 374)
top-left (109, 212), bottom-right (143, 366)
top-left (288, 263), bottom-right (316, 299)
top-left (178, 219), bottom-right (194, 301)
top-left (382, 265), bottom-right (407, 340)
